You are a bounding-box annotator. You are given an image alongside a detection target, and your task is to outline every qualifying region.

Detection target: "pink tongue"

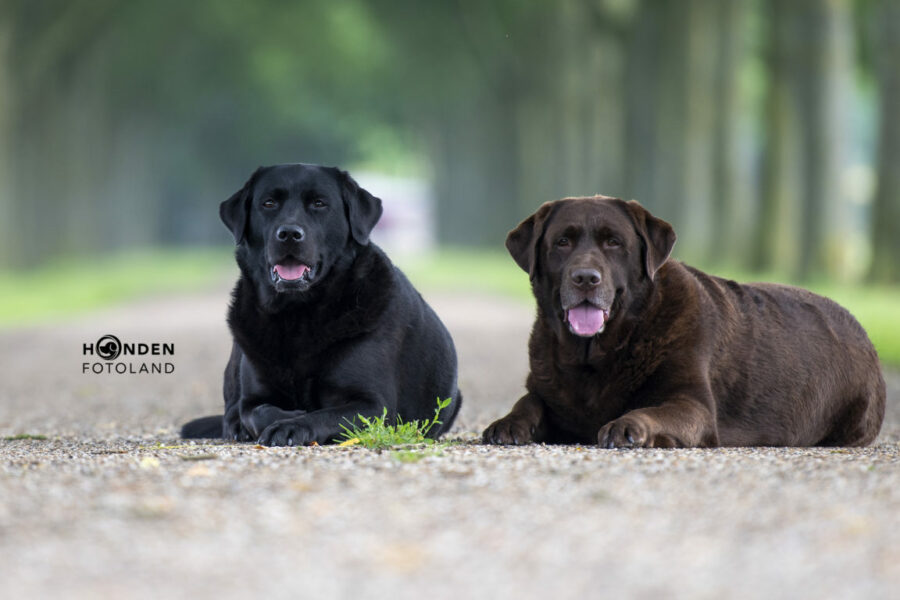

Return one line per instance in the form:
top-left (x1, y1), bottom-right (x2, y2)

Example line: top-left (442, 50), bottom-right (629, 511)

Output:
top-left (274, 263), bottom-right (309, 281)
top-left (567, 304), bottom-right (606, 336)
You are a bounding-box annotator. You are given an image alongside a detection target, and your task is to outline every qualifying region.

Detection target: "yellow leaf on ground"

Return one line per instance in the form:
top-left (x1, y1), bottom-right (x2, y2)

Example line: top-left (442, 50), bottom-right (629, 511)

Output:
top-left (185, 463), bottom-right (211, 477)
top-left (338, 438), bottom-right (360, 447)
top-left (139, 456), bottom-right (160, 470)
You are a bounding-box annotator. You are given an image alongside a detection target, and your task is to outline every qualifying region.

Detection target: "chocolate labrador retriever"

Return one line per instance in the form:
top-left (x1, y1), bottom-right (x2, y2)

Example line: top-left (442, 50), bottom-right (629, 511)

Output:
top-left (181, 164), bottom-right (462, 446)
top-left (484, 196), bottom-right (885, 448)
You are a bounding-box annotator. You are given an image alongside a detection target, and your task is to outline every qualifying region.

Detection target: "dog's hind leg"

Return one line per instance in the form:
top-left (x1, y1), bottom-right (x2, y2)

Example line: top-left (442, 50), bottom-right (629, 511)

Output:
top-left (180, 415), bottom-right (224, 439)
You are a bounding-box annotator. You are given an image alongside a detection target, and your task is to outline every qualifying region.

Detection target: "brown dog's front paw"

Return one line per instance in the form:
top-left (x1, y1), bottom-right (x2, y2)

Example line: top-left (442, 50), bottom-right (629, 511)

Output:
top-left (597, 415), bottom-right (652, 449)
top-left (483, 416), bottom-right (536, 445)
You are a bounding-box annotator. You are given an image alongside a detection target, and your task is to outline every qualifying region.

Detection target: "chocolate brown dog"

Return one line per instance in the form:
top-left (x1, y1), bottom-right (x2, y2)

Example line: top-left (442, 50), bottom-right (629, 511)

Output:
top-left (483, 196), bottom-right (885, 448)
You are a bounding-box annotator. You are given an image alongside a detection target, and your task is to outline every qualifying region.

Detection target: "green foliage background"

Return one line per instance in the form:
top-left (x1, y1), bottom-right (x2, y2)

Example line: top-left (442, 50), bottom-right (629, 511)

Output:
top-left (1, 0), bottom-right (898, 364)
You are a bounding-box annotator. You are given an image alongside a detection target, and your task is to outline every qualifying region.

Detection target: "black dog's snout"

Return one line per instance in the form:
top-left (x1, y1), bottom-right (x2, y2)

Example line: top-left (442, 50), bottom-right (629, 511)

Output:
top-left (571, 268), bottom-right (601, 288)
top-left (276, 224), bottom-right (305, 243)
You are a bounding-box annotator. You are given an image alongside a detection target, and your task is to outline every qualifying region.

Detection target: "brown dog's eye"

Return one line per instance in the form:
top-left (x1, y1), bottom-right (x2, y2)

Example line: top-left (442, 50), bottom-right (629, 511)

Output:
top-left (603, 238), bottom-right (622, 249)
top-left (262, 198), bottom-right (277, 209)
top-left (556, 237), bottom-right (570, 248)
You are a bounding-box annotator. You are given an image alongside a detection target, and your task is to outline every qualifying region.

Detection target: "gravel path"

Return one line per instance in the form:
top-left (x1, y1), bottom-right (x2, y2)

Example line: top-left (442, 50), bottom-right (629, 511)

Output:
top-left (1, 285), bottom-right (898, 599)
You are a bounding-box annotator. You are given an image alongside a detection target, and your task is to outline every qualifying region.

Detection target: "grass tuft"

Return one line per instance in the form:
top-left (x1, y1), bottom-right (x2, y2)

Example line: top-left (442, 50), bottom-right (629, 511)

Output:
top-left (391, 448), bottom-right (444, 462)
top-left (335, 397), bottom-right (452, 450)
top-left (4, 433), bottom-right (48, 441)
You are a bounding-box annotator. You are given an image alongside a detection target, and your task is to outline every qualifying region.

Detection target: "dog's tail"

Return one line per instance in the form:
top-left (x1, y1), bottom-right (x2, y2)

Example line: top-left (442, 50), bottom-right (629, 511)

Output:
top-left (180, 415), bottom-right (223, 439)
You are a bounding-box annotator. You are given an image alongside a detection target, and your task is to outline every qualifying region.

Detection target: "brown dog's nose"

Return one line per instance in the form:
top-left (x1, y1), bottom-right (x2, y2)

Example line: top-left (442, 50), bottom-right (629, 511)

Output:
top-left (571, 268), bottom-right (601, 288)
top-left (276, 224), bottom-right (305, 243)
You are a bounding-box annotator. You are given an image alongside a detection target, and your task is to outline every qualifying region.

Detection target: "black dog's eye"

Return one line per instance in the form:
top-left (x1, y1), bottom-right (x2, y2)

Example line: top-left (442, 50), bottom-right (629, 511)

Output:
top-left (603, 238), bottom-right (622, 249)
top-left (556, 237), bottom-right (570, 248)
top-left (311, 198), bottom-right (327, 209)
top-left (262, 198), bottom-right (277, 209)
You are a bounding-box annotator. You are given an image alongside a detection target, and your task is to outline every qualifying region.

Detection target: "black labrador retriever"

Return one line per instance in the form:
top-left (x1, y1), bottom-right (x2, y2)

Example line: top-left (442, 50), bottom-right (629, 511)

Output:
top-left (181, 164), bottom-right (462, 446)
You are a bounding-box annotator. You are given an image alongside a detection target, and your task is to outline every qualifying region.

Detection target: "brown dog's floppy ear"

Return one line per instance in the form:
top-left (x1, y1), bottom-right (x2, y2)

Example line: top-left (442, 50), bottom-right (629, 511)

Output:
top-left (220, 167), bottom-right (265, 245)
top-left (337, 169), bottom-right (383, 245)
top-left (506, 201), bottom-right (556, 280)
top-left (622, 200), bottom-right (676, 280)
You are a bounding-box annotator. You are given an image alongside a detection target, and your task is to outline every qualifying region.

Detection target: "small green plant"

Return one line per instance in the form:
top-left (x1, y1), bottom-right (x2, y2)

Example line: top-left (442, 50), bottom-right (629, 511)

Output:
top-left (391, 449), bottom-right (444, 463)
top-left (335, 397), bottom-right (452, 450)
top-left (3, 433), bottom-right (48, 441)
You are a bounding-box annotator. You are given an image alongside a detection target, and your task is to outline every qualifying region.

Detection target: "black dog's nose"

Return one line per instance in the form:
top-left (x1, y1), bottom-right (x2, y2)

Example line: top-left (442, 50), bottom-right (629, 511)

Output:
top-left (276, 224), bottom-right (305, 243)
top-left (571, 268), bottom-right (601, 288)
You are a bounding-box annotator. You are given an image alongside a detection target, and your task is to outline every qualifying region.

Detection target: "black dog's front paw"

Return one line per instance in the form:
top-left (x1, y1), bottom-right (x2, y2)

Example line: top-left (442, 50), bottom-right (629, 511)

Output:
top-left (224, 416), bottom-right (254, 442)
top-left (258, 419), bottom-right (316, 447)
top-left (482, 416), bottom-right (536, 445)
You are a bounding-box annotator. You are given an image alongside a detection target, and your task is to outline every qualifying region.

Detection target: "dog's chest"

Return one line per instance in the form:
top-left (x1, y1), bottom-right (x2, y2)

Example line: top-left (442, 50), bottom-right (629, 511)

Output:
top-left (269, 367), bottom-right (316, 406)
top-left (543, 370), bottom-right (625, 435)
top-left (238, 326), bottom-right (333, 406)
top-left (538, 346), bottom-right (655, 438)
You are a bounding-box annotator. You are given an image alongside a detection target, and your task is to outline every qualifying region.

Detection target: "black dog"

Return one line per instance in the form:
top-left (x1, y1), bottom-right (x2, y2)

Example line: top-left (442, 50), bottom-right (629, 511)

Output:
top-left (181, 164), bottom-right (462, 446)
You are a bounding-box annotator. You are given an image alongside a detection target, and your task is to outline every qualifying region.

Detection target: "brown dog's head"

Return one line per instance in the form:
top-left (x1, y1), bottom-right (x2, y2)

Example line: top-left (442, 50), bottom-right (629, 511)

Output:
top-left (507, 196), bottom-right (676, 338)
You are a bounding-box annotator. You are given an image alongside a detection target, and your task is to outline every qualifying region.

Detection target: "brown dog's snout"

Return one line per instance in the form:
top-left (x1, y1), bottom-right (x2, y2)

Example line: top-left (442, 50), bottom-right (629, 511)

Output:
top-left (275, 224), bottom-right (305, 243)
top-left (570, 268), bottom-right (601, 289)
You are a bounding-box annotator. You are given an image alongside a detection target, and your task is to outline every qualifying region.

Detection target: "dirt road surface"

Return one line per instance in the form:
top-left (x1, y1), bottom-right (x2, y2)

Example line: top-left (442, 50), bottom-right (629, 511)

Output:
top-left (1, 285), bottom-right (898, 599)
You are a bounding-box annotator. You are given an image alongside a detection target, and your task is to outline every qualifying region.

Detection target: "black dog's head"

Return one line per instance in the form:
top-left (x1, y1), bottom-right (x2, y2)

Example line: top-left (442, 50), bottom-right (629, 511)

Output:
top-left (221, 164), bottom-right (382, 306)
top-left (506, 196), bottom-right (675, 339)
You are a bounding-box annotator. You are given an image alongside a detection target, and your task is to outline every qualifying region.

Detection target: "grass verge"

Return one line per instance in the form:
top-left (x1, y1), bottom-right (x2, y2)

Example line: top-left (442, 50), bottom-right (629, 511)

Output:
top-left (0, 248), bottom-right (233, 329)
top-left (397, 248), bottom-right (530, 298)
top-left (1, 247), bottom-right (897, 366)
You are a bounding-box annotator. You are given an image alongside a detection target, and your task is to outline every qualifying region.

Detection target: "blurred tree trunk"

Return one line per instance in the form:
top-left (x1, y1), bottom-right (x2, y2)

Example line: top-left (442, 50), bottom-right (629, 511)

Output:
top-left (428, 5), bottom-right (526, 247)
top-left (868, 0), bottom-right (900, 283)
top-left (3, 1), bottom-right (122, 267)
top-left (585, 31), bottom-right (625, 198)
top-left (681, 0), bottom-right (719, 262)
top-left (653, 0), bottom-right (689, 238)
top-left (548, 0), bottom-right (624, 201)
top-left (709, 0), bottom-right (743, 265)
top-left (433, 0), bottom-right (629, 244)
top-left (431, 88), bottom-right (521, 247)
top-left (623, 0), bottom-right (663, 210)
top-left (624, 0), bottom-right (718, 263)
top-left (0, 17), bottom-right (11, 267)
top-left (796, 0), bottom-right (851, 281)
top-left (754, 0), bottom-right (803, 273)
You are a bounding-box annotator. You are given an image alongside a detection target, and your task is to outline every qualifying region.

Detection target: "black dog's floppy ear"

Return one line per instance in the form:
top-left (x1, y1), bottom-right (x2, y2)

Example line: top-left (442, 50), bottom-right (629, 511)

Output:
top-left (621, 199), bottom-right (676, 280)
top-left (506, 201), bottom-right (556, 280)
top-left (337, 169), bottom-right (383, 245)
top-left (220, 167), bottom-right (265, 244)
